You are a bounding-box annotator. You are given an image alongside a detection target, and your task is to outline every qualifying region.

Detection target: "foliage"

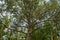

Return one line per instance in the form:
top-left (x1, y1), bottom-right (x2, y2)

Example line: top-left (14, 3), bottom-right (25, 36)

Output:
top-left (0, 0), bottom-right (60, 40)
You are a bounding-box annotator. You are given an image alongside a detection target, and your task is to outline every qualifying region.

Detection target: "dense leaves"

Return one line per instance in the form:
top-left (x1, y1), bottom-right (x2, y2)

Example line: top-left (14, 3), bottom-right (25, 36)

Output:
top-left (0, 0), bottom-right (60, 40)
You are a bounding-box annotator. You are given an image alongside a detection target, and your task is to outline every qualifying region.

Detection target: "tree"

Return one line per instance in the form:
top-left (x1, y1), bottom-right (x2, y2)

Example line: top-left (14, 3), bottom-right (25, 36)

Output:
top-left (0, 0), bottom-right (60, 40)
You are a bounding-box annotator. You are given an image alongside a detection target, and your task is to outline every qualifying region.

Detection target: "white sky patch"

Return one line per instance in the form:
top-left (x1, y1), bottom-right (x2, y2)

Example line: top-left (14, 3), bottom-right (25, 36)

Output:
top-left (45, 0), bottom-right (50, 2)
top-left (38, 0), bottom-right (50, 5)
top-left (22, 22), bottom-right (27, 26)
top-left (38, 1), bottom-right (44, 5)
top-left (0, 1), bottom-right (5, 4)
top-left (2, 35), bottom-right (7, 40)
top-left (7, 12), bottom-right (11, 19)
top-left (0, 1), bottom-right (2, 4)
top-left (3, 28), bottom-right (8, 33)
top-left (2, 11), bottom-right (11, 19)
top-left (3, 11), bottom-right (6, 16)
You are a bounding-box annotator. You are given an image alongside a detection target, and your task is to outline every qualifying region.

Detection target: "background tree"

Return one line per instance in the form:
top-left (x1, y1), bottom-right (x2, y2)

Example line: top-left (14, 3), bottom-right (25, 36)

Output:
top-left (0, 0), bottom-right (60, 40)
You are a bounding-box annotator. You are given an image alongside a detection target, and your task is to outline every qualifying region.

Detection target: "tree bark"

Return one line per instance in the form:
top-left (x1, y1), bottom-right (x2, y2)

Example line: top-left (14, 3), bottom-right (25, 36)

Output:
top-left (26, 26), bottom-right (32, 40)
top-left (58, 37), bottom-right (60, 40)
top-left (26, 13), bottom-right (33, 40)
top-left (51, 31), bottom-right (53, 40)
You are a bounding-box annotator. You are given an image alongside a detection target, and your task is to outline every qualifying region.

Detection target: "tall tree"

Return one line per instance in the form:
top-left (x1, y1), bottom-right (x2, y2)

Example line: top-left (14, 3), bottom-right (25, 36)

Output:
top-left (0, 0), bottom-right (60, 40)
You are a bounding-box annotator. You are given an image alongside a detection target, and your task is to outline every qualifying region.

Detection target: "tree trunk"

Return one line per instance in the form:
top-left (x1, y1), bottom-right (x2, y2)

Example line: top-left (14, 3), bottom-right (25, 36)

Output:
top-left (26, 27), bottom-right (32, 40)
top-left (26, 14), bottom-right (33, 40)
top-left (58, 37), bottom-right (60, 40)
top-left (51, 32), bottom-right (53, 40)
top-left (26, 20), bottom-right (32, 40)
